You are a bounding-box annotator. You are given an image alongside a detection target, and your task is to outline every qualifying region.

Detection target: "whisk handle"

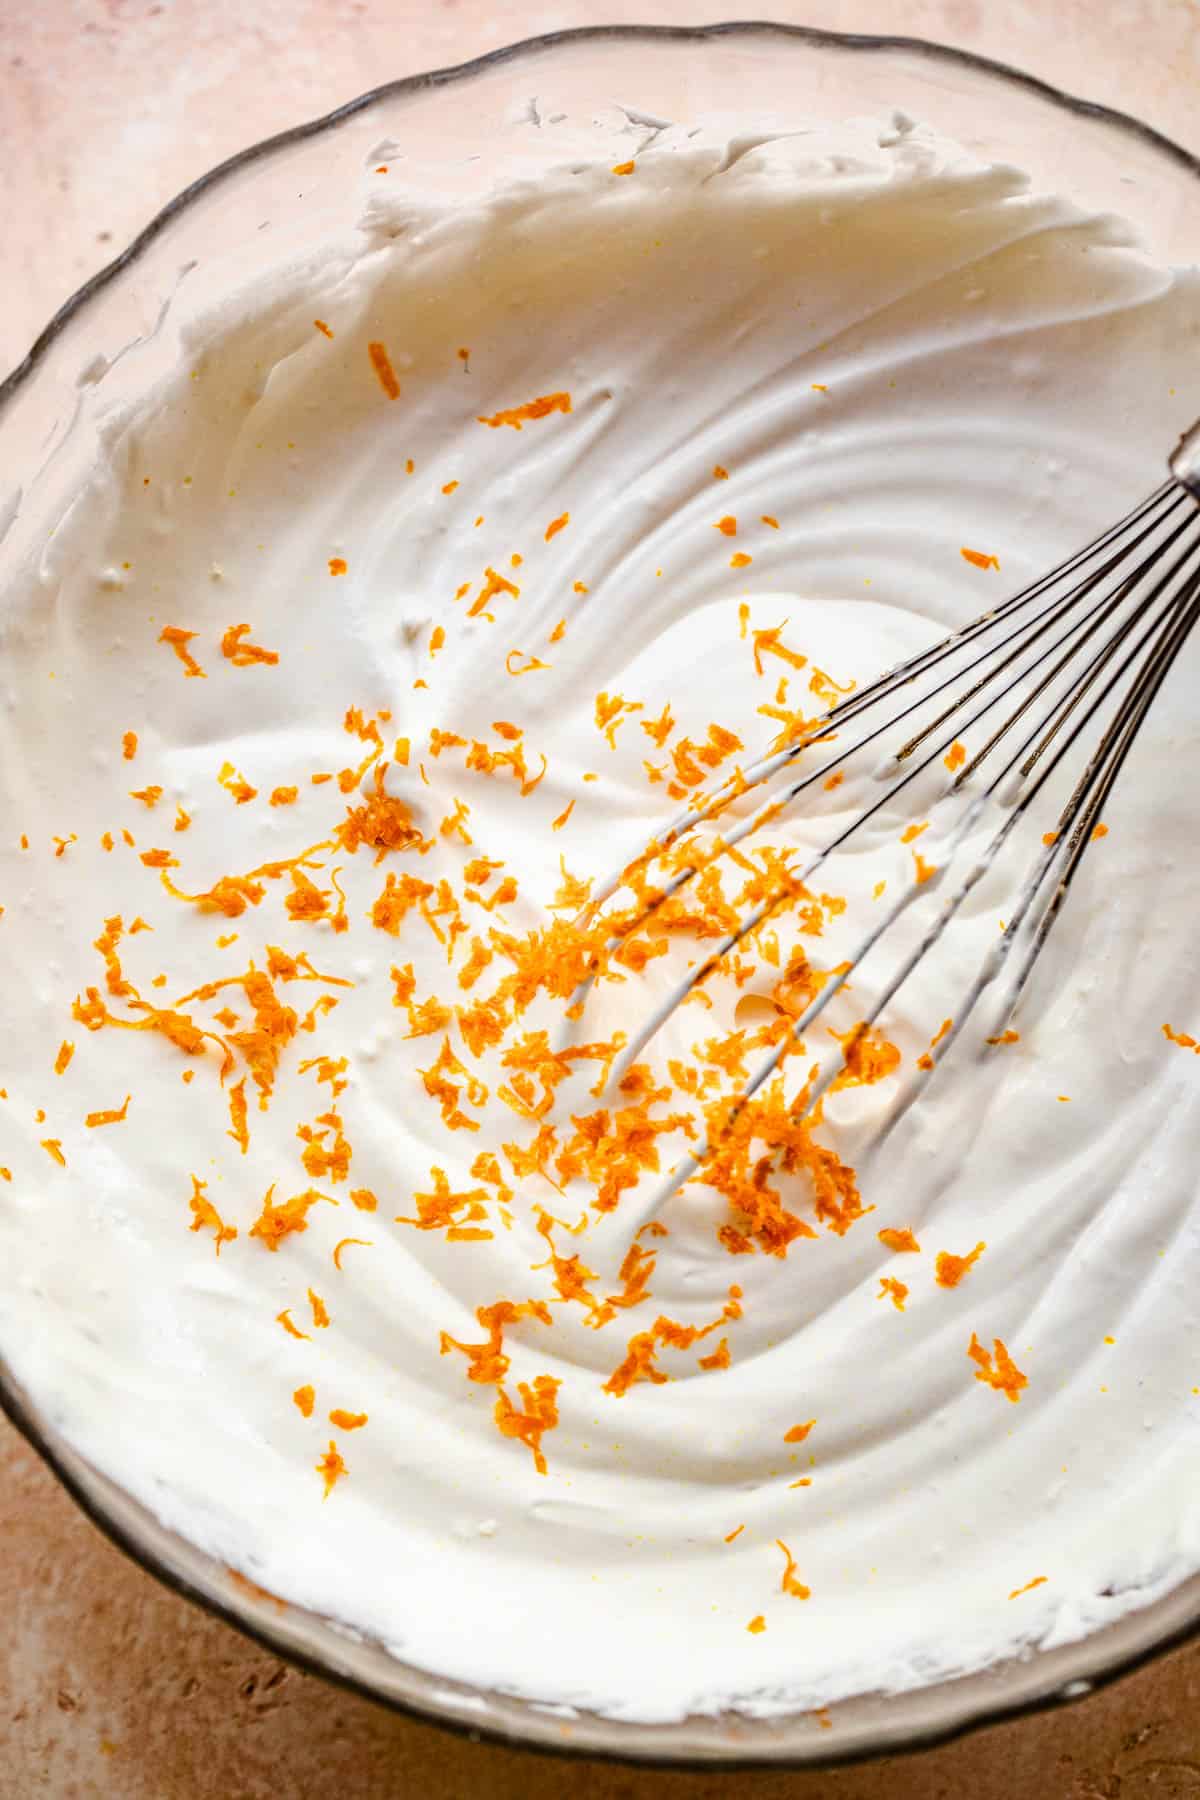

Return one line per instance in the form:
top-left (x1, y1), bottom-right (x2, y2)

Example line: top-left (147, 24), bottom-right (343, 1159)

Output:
top-left (1170, 418), bottom-right (1200, 498)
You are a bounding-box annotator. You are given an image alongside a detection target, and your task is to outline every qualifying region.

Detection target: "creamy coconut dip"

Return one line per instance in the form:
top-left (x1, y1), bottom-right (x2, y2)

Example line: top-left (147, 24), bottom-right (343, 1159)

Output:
top-left (2, 112), bottom-right (1200, 1723)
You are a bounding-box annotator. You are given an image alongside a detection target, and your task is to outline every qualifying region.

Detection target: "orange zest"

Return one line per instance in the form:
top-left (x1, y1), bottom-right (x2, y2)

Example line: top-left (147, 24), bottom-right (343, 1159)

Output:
top-left (877, 1226), bottom-right (921, 1254)
top-left (188, 1175), bottom-right (237, 1254)
top-left (316, 1440), bottom-right (347, 1497)
top-left (221, 623), bottom-right (280, 667)
top-left (367, 341), bottom-right (400, 400)
top-left (478, 393), bottom-right (572, 430)
top-left (158, 625), bottom-right (206, 678)
top-left (968, 1332), bottom-right (1028, 1402)
top-left (935, 1242), bottom-right (986, 1289)
top-left (776, 1539), bottom-right (811, 1599)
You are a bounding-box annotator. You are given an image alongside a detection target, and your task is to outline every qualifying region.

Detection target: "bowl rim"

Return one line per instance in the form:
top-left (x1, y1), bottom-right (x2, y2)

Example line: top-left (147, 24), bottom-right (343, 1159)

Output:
top-left (4, 18), bottom-right (1200, 415)
top-left (3, 17), bottom-right (1200, 1771)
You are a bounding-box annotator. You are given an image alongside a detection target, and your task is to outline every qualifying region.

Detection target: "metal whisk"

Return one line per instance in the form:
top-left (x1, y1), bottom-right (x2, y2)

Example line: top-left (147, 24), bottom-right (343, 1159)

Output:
top-left (580, 420), bottom-right (1200, 1215)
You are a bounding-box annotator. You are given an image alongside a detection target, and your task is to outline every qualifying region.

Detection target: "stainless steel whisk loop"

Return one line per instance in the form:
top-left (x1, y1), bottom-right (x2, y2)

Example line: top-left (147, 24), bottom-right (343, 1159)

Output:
top-left (1169, 418), bottom-right (1200, 497)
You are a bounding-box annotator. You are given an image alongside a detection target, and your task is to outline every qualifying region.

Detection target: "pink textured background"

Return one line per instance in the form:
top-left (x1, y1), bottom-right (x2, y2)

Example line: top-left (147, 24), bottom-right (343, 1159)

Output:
top-left (3, 3), bottom-right (1200, 1794)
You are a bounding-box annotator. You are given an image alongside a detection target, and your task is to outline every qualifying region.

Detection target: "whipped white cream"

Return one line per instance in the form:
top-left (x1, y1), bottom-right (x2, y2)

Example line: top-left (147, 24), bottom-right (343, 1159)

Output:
top-left (2, 113), bottom-right (1200, 1725)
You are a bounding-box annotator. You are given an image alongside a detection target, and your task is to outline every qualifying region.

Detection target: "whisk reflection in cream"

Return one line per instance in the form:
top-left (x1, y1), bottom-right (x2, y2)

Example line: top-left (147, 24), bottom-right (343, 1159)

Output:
top-left (575, 419), bottom-right (1200, 1216)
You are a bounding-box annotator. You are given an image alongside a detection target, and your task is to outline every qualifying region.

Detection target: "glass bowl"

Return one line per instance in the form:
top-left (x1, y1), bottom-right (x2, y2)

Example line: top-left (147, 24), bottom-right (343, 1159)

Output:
top-left (2, 21), bottom-right (1199, 1769)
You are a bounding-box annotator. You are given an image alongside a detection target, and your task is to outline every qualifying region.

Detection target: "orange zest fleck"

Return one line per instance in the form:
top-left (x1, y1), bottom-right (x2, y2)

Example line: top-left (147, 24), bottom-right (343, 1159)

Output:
top-left (878, 1276), bottom-right (908, 1312)
top-left (1009, 1575), bottom-right (1048, 1600)
top-left (594, 690), bottom-right (643, 748)
top-left (85, 1094), bottom-right (131, 1128)
top-left (478, 393), bottom-right (571, 431)
top-left (313, 319), bottom-right (333, 338)
top-left (493, 1374), bottom-right (561, 1475)
top-left (122, 732), bottom-right (138, 761)
top-left (913, 851), bottom-right (936, 885)
top-left (54, 1041), bottom-right (75, 1076)
top-left (612, 159), bottom-right (635, 175)
top-left (367, 340), bottom-right (400, 400)
top-left (784, 1419), bottom-right (815, 1444)
top-left (746, 1615), bottom-right (766, 1634)
top-left (777, 1539), bottom-right (811, 1599)
top-left (968, 1332), bottom-right (1028, 1402)
top-left (188, 1175), bottom-right (237, 1254)
top-left (545, 512), bottom-right (570, 541)
top-left (221, 623), bottom-right (280, 667)
top-left (332, 1236), bottom-right (372, 1269)
top-left (724, 1524), bottom-right (745, 1543)
top-left (328, 557), bottom-right (348, 577)
top-left (294, 1384), bottom-right (316, 1416)
top-left (466, 565), bottom-right (520, 619)
top-left (602, 1286), bottom-right (744, 1395)
top-left (935, 1241), bottom-right (986, 1288)
top-left (506, 650), bottom-right (550, 676)
top-left (439, 1297), bottom-right (551, 1384)
top-left (41, 1139), bottom-right (66, 1167)
top-left (749, 623), bottom-right (807, 677)
top-left (917, 1015), bottom-right (953, 1071)
top-left (217, 762), bottom-right (257, 805)
top-left (877, 1227), bottom-right (921, 1254)
top-left (277, 1309), bottom-right (310, 1340)
top-left (158, 626), bottom-right (206, 678)
top-left (316, 1440), bottom-right (346, 1497)
top-left (961, 546), bottom-right (1000, 571)
top-left (226, 1078), bottom-right (250, 1154)
top-left (328, 1409), bottom-right (368, 1431)
top-left (944, 741), bottom-right (967, 772)
top-left (249, 1185), bottom-right (336, 1251)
